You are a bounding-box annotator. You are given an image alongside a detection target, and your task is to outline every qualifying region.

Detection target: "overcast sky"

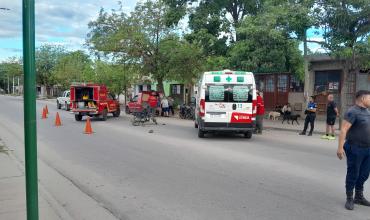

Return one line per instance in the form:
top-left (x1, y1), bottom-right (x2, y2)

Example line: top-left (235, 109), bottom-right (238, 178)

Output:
top-left (0, 0), bottom-right (138, 61)
top-left (0, 0), bottom-right (324, 62)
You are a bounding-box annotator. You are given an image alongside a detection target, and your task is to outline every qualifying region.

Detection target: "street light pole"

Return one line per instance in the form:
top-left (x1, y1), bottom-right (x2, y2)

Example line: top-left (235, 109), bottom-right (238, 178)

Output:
top-left (22, 0), bottom-right (39, 219)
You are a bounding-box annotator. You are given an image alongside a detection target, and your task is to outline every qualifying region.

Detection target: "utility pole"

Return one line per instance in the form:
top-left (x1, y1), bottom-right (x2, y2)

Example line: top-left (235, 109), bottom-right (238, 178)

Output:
top-left (7, 75), bottom-right (10, 94)
top-left (12, 76), bottom-right (15, 94)
top-left (303, 28), bottom-right (310, 108)
top-left (18, 76), bottom-right (20, 94)
top-left (22, 0), bottom-right (39, 219)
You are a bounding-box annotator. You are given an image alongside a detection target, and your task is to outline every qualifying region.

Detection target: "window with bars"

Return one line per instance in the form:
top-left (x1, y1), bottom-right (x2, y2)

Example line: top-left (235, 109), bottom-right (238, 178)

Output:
top-left (278, 75), bottom-right (288, 92)
top-left (290, 76), bottom-right (304, 92)
top-left (265, 76), bottom-right (275, 92)
top-left (171, 84), bottom-right (182, 95)
top-left (314, 71), bottom-right (341, 93)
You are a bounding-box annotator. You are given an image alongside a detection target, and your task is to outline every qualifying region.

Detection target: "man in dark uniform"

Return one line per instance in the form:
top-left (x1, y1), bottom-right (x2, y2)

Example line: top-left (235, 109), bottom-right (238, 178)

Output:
top-left (337, 90), bottom-right (370, 210)
top-left (321, 94), bottom-right (339, 140)
top-left (299, 96), bottom-right (317, 136)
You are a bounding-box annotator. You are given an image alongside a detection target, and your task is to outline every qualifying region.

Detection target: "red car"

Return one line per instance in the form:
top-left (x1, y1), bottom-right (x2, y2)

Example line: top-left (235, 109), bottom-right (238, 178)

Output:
top-left (70, 83), bottom-right (120, 121)
top-left (126, 91), bottom-right (160, 114)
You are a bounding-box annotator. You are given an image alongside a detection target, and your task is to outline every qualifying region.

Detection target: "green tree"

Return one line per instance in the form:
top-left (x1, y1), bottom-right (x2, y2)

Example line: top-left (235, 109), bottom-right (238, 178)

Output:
top-left (87, 0), bottom-right (174, 92)
top-left (159, 36), bottom-right (205, 102)
top-left (315, 0), bottom-right (370, 110)
top-left (164, 0), bottom-right (264, 41)
top-left (0, 57), bottom-right (23, 93)
top-left (94, 61), bottom-right (138, 97)
top-left (159, 36), bottom-right (204, 84)
top-left (165, 0), bottom-right (311, 75)
top-left (204, 56), bottom-right (230, 71)
top-left (317, 0), bottom-right (370, 65)
top-left (35, 45), bottom-right (66, 88)
top-left (53, 50), bottom-right (94, 89)
top-left (164, 0), bottom-right (259, 59)
top-left (229, 5), bottom-right (304, 78)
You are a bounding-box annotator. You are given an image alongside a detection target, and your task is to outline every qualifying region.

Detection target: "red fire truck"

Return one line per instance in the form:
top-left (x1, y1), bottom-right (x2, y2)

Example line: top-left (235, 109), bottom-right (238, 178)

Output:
top-left (70, 83), bottom-right (120, 121)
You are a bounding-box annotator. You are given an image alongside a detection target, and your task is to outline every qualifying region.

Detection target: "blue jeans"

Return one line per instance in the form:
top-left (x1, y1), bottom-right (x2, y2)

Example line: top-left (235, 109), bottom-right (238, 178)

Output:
top-left (344, 142), bottom-right (370, 192)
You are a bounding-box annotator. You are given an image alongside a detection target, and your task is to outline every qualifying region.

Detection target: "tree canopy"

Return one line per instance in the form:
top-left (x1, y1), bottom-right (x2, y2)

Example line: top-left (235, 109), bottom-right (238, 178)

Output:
top-left (35, 45), bottom-right (66, 86)
top-left (52, 50), bottom-right (94, 89)
top-left (0, 57), bottom-right (23, 93)
top-left (3, 0), bottom-right (369, 98)
top-left (229, 3), bottom-right (305, 78)
top-left (316, 0), bottom-right (370, 69)
top-left (87, 0), bottom-right (207, 92)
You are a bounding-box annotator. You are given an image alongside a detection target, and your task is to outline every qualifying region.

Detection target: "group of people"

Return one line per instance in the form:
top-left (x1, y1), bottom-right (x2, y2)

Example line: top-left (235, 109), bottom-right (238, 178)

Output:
top-left (257, 90), bottom-right (370, 211)
top-left (157, 96), bottom-right (175, 117)
top-left (295, 91), bottom-right (370, 211)
top-left (299, 94), bottom-right (339, 138)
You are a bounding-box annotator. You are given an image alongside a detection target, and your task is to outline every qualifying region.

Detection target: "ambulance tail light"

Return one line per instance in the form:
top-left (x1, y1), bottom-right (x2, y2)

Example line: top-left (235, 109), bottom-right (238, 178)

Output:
top-left (199, 99), bottom-right (205, 117)
top-left (252, 100), bottom-right (257, 116)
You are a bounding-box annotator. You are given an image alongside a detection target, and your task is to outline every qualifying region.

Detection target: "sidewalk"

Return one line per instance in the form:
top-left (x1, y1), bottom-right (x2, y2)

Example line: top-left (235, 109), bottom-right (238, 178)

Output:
top-left (0, 141), bottom-right (62, 220)
top-left (263, 118), bottom-right (340, 135)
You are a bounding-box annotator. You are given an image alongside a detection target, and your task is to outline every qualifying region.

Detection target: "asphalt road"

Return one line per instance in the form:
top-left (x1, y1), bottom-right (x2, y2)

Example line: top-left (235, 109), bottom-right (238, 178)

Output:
top-left (0, 95), bottom-right (369, 220)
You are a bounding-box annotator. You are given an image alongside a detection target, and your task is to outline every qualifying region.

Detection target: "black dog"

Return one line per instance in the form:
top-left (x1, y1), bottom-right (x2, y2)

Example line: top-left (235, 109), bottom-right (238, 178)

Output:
top-left (282, 114), bottom-right (300, 125)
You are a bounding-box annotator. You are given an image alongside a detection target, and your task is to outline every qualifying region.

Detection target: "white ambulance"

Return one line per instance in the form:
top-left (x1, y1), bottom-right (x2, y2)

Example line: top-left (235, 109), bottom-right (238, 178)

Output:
top-left (195, 70), bottom-right (257, 138)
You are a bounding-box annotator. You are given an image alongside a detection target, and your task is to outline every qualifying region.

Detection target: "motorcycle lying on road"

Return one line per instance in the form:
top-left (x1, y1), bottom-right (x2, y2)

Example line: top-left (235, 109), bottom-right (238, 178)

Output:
top-left (131, 106), bottom-right (158, 126)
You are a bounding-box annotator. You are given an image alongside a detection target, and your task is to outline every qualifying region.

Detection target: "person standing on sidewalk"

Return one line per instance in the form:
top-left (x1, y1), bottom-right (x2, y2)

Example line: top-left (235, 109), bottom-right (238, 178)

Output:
top-left (168, 96), bottom-right (175, 116)
top-left (255, 90), bottom-right (265, 134)
top-left (321, 94), bottom-right (339, 140)
top-left (161, 96), bottom-right (170, 117)
top-left (300, 96), bottom-right (317, 136)
top-left (337, 90), bottom-right (370, 210)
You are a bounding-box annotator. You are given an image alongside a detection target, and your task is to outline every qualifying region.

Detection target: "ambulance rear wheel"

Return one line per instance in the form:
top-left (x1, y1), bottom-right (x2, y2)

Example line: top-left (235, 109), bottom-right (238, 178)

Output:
top-left (75, 114), bottom-right (82, 121)
top-left (244, 131), bottom-right (252, 139)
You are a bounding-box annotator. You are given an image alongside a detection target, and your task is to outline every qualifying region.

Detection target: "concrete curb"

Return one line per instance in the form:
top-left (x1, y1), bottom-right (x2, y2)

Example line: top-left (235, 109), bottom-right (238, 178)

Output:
top-left (0, 111), bottom-right (119, 220)
top-left (7, 150), bottom-right (74, 220)
top-left (264, 126), bottom-right (339, 136)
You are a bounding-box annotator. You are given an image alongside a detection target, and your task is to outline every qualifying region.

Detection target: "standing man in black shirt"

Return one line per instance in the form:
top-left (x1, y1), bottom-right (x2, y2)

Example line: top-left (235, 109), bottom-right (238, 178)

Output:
top-left (322, 94), bottom-right (339, 140)
top-left (337, 90), bottom-right (370, 210)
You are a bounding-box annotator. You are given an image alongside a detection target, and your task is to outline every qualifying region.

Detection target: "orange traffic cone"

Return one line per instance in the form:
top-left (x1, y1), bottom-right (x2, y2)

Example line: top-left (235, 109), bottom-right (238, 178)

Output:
top-left (55, 112), bottom-right (62, 126)
top-left (84, 117), bottom-right (93, 134)
top-left (45, 105), bottom-right (49, 115)
top-left (41, 107), bottom-right (47, 119)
